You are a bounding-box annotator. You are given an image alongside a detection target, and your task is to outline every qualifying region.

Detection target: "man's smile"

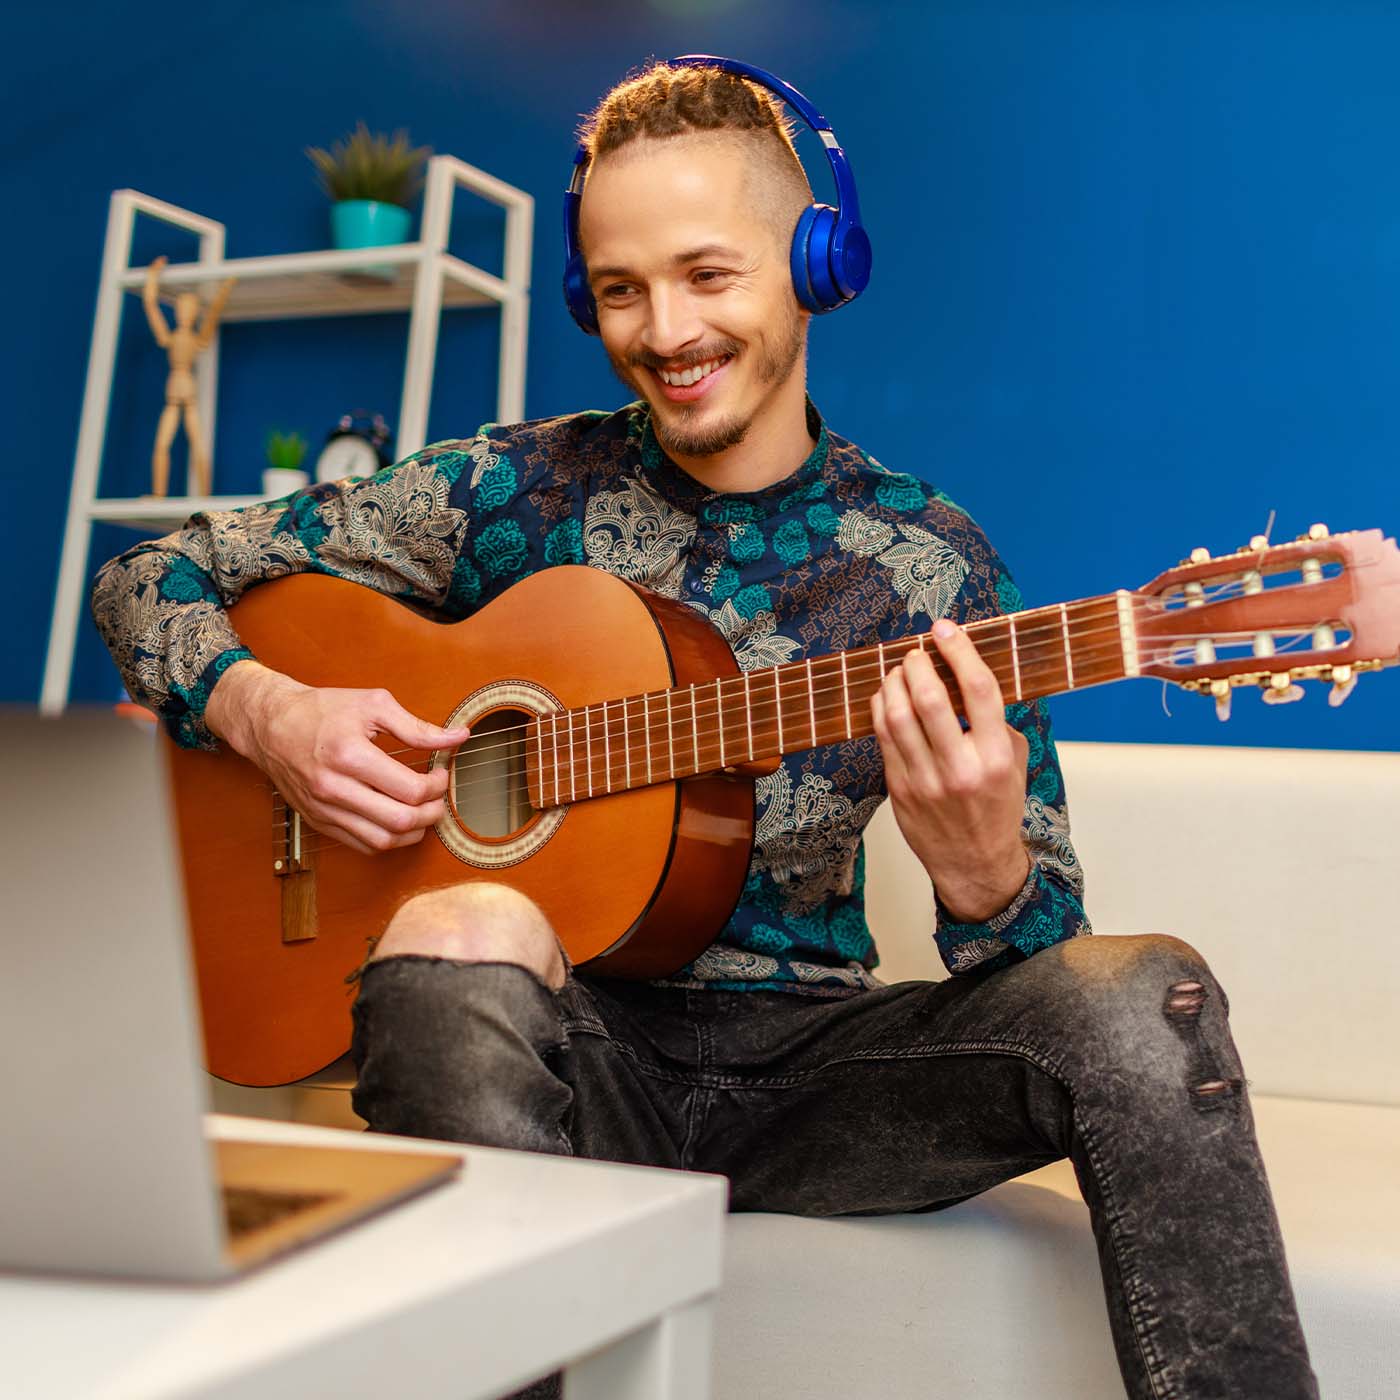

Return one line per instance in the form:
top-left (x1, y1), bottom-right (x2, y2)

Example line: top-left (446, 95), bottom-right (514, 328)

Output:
top-left (649, 353), bottom-right (735, 402)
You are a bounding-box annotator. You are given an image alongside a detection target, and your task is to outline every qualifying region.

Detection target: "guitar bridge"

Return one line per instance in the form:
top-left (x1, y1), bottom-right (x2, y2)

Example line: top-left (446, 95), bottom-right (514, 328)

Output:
top-left (273, 804), bottom-right (317, 943)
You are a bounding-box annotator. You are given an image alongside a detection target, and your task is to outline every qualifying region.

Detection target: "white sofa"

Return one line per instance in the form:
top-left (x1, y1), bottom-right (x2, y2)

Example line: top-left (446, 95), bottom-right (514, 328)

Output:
top-left (714, 741), bottom-right (1400, 1400)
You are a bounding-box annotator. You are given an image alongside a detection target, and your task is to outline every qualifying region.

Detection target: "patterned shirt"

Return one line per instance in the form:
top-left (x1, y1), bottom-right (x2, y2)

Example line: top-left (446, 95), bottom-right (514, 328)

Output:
top-left (91, 400), bottom-right (1090, 992)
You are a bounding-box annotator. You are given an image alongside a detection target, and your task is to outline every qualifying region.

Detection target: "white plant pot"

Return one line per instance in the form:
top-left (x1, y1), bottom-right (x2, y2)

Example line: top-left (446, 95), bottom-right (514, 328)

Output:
top-left (262, 467), bottom-right (310, 498)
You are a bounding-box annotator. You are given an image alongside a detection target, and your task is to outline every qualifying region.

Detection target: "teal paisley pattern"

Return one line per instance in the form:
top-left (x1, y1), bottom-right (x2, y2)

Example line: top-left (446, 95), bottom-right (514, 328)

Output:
top-left (91, 400), bottom-right (1089, 988)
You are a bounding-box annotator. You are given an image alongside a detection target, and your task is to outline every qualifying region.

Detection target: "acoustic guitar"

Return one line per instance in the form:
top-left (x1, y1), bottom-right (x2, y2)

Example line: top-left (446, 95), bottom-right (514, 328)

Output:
top-left (165, 526), bottom-right (1400, 1085)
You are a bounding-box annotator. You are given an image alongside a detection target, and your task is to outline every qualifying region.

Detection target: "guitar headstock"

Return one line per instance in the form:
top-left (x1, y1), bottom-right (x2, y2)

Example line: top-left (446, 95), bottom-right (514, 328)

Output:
top-left (1134, 525), bottom-right (1400, 719)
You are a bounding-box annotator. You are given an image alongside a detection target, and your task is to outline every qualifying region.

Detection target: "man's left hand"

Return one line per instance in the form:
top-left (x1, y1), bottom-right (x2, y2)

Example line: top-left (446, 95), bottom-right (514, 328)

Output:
top-left (871, 618), bottom-right (1031, 923)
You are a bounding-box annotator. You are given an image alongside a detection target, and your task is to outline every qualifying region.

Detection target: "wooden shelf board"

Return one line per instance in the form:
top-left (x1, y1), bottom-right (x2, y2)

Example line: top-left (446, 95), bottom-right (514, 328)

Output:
top-left (118, 247), bottom-right (501, 322)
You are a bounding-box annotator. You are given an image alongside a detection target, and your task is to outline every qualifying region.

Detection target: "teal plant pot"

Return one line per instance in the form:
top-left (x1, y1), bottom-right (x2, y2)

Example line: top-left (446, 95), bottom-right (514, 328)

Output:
top-left (331, 199), bottom-right (412, 250)
top-left (331, 200), bottom-right (412, 282)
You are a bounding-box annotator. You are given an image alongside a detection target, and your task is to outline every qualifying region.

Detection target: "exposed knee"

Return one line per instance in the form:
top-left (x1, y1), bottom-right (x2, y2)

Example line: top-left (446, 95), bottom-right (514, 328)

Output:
top-left (373, 882), bottom-right (566, 989)
top-left (1056, 932), bottom-right (1214, 999)
top-left (1031, 934), bottom-right (1221, 1048)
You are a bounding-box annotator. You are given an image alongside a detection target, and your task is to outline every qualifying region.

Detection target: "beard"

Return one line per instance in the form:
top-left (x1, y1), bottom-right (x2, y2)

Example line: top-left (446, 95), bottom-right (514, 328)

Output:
top-left (608, 303), bottom-right (805, 459)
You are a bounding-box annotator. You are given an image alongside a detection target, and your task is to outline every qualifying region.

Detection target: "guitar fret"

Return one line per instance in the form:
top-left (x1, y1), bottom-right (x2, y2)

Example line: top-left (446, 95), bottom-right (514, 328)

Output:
top-left (806, 658), bottom-right (817, 748)
top-left (839, 651), bottom-right (851, 738)
top-left (1008, 616), bottom-right (1023, 701)
top-left (602, 699), bottom-right (611, 793)
top-left (643, 692), bottom-right (653, 785)
top-left (550, 713), bottom-right (559, 808)
top-left (567, 709), bottom-right (577, 804)
top-left (584, 704), bottom-right (594, 799)
top-left (716, 678), bottom-right (725, 768)
top-left (666, 689), bottom-right (675, 779)
top-left (689, 683), bottom-right (700, 774)
top-left (1060, 602), bottom-right (1075, 690)
top-left (743, 670), bottom-right (753, 760)
top-left (773, 667), bottom-right (784, 751)
top-left (621, 696), bottom-right (630, 788)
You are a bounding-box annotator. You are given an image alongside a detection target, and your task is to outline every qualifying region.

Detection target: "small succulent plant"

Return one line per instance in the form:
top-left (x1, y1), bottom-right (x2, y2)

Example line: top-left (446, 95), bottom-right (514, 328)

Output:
top-left (265, 430), bottom-right (308, 471)
top-left (306, 123), bottom-right (431, 208)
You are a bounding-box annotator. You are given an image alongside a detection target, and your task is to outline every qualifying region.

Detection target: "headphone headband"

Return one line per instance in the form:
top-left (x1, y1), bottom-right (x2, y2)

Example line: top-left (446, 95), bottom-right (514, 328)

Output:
top-left (562, 55), bottom-right (872, 335)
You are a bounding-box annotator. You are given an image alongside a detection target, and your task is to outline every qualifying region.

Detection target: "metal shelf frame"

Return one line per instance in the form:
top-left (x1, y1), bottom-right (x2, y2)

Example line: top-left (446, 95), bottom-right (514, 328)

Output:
top-left (41, 155), bottom-right (533, 713)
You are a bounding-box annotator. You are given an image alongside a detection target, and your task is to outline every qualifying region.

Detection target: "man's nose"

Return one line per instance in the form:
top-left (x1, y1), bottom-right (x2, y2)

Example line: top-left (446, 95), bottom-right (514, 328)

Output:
top-left (641, 286), bottom-right (703, 359)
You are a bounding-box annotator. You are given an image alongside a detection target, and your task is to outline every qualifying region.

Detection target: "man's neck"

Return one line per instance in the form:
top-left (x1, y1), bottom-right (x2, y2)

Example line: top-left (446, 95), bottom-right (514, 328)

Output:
top-left (663, 376), bottom-right (816, 496)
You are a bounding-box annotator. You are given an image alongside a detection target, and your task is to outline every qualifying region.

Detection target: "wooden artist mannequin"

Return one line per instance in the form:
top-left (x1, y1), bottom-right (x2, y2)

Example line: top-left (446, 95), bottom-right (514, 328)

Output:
top-left (142, 255), bottom-right (236, 496)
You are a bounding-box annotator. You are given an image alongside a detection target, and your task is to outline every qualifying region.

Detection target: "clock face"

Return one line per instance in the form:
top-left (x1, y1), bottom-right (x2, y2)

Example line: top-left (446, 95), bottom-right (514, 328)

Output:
top-left (315, 434), bottom-right (381, 483)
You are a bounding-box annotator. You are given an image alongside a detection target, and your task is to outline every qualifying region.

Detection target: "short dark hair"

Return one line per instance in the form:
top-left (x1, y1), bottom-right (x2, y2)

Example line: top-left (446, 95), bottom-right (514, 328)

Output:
top-left (578, 61), bottom-right (812, 247)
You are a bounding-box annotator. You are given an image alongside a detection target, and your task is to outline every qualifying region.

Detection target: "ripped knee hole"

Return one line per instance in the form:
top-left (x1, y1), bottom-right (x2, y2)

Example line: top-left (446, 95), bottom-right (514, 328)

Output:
top-left (1164, 979), bottom-right (1206, 1020)
top-left (1190, 1077), bottom-right (1242, 1101)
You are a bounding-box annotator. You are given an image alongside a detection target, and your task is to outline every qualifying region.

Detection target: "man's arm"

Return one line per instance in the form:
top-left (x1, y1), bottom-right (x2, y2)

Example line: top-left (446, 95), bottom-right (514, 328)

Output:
top-left (91, 442), bottom-right (482, 851)
top-left (872, 622), bottom-right (1032, 923)
top-left (872, 628), bottom-right (1089, 975)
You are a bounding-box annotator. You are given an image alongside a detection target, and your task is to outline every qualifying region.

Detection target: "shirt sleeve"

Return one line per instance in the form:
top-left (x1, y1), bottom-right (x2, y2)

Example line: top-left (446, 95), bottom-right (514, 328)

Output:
top-left (931, 571), bottom-right (1093, 976)
top-left (89, 440), bottom-right (478, 750)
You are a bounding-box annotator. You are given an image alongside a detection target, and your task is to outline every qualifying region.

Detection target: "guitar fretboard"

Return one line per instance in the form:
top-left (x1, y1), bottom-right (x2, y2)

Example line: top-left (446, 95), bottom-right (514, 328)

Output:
top-left (524, 591), bottom-right (1139, 809)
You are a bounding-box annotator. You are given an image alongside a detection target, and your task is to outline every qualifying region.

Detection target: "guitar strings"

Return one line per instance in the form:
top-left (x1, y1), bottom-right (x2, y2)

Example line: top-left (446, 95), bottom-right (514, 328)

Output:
top-left (344, 601), bottom-right (1137, 768)
top-left (264, 614), bottom-right (1334, 810)
top-left (265, 610), bottom-right (1138, 807)
top-left (269, 622), bottom-right (1333, 842)
top-left (280, 607), bottom-right (1333, 788)
top-left (258, 557), bottom-right (1340, 787)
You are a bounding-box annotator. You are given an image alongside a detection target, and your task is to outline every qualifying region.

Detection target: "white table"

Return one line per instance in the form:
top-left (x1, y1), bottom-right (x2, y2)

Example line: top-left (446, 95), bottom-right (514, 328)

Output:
top-left (0, 1114), bottom-right (728, 1400)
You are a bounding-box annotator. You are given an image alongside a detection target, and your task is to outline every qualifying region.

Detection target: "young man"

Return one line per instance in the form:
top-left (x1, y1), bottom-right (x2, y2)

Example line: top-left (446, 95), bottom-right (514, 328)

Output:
top-left (92, 60), bottom-right (1317, 1399)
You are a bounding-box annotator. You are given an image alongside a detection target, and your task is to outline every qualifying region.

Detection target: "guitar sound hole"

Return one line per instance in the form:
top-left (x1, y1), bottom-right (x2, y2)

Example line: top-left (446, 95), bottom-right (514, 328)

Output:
top-left (449, 707), bottom-right (537, 839)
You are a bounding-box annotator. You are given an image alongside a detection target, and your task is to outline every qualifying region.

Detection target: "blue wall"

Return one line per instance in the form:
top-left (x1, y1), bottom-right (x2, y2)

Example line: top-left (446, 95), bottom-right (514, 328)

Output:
top-left (7, 0), bottom-right (1397, 749)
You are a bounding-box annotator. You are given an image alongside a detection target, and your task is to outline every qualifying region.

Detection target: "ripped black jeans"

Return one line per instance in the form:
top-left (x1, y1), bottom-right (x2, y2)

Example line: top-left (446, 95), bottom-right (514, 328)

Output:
top-left (351, 933), bottom-right (1318, 1400)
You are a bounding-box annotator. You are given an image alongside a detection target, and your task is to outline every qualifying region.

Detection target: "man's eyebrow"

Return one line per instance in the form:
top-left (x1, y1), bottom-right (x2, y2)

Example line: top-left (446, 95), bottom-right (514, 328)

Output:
top-left (588, 244), bottom-right (745, 286)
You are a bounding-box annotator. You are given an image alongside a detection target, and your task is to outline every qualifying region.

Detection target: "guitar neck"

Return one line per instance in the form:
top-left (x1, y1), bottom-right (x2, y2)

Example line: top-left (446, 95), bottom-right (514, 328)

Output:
top-left (528, 591), bottom-right (1138, 809)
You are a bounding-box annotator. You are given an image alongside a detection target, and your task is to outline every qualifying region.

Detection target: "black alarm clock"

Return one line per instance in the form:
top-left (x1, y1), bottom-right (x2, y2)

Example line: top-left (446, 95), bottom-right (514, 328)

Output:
top-left (314, 412), bottom-right (394, 483)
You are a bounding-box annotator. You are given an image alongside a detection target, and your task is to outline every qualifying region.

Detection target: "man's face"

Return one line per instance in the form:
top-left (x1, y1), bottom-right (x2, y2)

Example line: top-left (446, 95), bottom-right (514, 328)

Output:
top-left (578, 135), bottom-right (807, 461)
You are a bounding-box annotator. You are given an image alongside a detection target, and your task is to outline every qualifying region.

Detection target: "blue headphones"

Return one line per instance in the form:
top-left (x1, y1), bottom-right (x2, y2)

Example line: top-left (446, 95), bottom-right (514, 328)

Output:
top-left (562, 55), bottom-right (873, 336)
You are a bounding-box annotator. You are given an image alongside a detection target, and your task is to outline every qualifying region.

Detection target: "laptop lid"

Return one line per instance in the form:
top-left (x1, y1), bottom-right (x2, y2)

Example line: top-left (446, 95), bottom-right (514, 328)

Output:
top-left (0, 707), bottom-right (228, 1279)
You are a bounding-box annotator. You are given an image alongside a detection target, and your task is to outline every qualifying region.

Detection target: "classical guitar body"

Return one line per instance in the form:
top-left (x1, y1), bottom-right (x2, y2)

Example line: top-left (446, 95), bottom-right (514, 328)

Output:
top-left (166, 566), bottom-right (756, 1086)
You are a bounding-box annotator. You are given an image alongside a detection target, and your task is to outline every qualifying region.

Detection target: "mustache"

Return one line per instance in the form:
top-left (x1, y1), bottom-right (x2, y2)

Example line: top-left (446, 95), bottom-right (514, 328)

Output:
top-left (629, 340), bottom-right (740, 372)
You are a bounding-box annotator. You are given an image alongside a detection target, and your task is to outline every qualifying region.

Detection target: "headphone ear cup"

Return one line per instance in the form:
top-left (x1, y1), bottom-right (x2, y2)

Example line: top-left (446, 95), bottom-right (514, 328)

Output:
top-left (832, 222), bottom-right (873, 302)
top-left (789, 204), bottom-right (822, 313)
top-left (563, 252), bottom-right (599, 336)
top-left (802, 205), bottom-right (842, 313)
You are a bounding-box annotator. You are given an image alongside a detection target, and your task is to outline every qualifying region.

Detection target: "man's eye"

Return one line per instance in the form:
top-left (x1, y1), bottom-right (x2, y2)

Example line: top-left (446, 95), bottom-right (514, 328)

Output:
top-left (693, 269), bottom-right (726, 284)
top-left (601, 284), bottom-right (634, 300)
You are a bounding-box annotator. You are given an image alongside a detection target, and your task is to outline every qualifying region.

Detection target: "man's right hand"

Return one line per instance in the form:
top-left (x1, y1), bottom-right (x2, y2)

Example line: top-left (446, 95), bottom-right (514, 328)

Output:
top-left (206, 660), bottom-right (469, 855)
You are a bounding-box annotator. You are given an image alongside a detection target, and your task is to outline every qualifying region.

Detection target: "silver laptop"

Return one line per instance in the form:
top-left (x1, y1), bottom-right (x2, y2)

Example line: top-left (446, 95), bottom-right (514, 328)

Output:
top-left (0, 707), bottom-right (459, 1281)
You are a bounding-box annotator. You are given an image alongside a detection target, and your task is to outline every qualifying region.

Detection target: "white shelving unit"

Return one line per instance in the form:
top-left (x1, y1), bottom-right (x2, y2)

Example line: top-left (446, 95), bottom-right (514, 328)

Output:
top-left (41, 155), bottom-right (534, 713)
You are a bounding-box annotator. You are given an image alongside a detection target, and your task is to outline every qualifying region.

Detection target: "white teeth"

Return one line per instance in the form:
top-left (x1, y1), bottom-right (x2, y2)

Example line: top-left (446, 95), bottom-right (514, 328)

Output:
top-left (659, 356), bottom-right (727, 387)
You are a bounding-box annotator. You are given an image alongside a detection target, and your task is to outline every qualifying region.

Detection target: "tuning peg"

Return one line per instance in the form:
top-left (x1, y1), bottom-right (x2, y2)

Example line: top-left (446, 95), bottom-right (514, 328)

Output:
top-left (1308, 523), bottom-right (1329, 541)
top-left (1211, 678), bottom-right (1231, 722)
top-left (1249, 534), bottom-right (1270, 551)
top-left (1261, 672), bottom-right (1304, 705)
top-left (1189, 547), bottom-right (1211, 565)
top-left (1328, 664), bottom-right (1357, 708)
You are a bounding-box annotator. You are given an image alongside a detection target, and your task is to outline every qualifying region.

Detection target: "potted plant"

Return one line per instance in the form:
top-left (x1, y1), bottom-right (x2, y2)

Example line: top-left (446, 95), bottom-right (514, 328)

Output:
top-left (262, 430), bottom-right (310, 498)
top-left (306, 123), bottom-right (431, 251)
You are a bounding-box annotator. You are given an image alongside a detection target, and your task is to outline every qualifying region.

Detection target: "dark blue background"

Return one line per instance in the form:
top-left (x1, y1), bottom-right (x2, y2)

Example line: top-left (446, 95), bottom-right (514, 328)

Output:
top-left (8, 0), bottom-right (1398, 749)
